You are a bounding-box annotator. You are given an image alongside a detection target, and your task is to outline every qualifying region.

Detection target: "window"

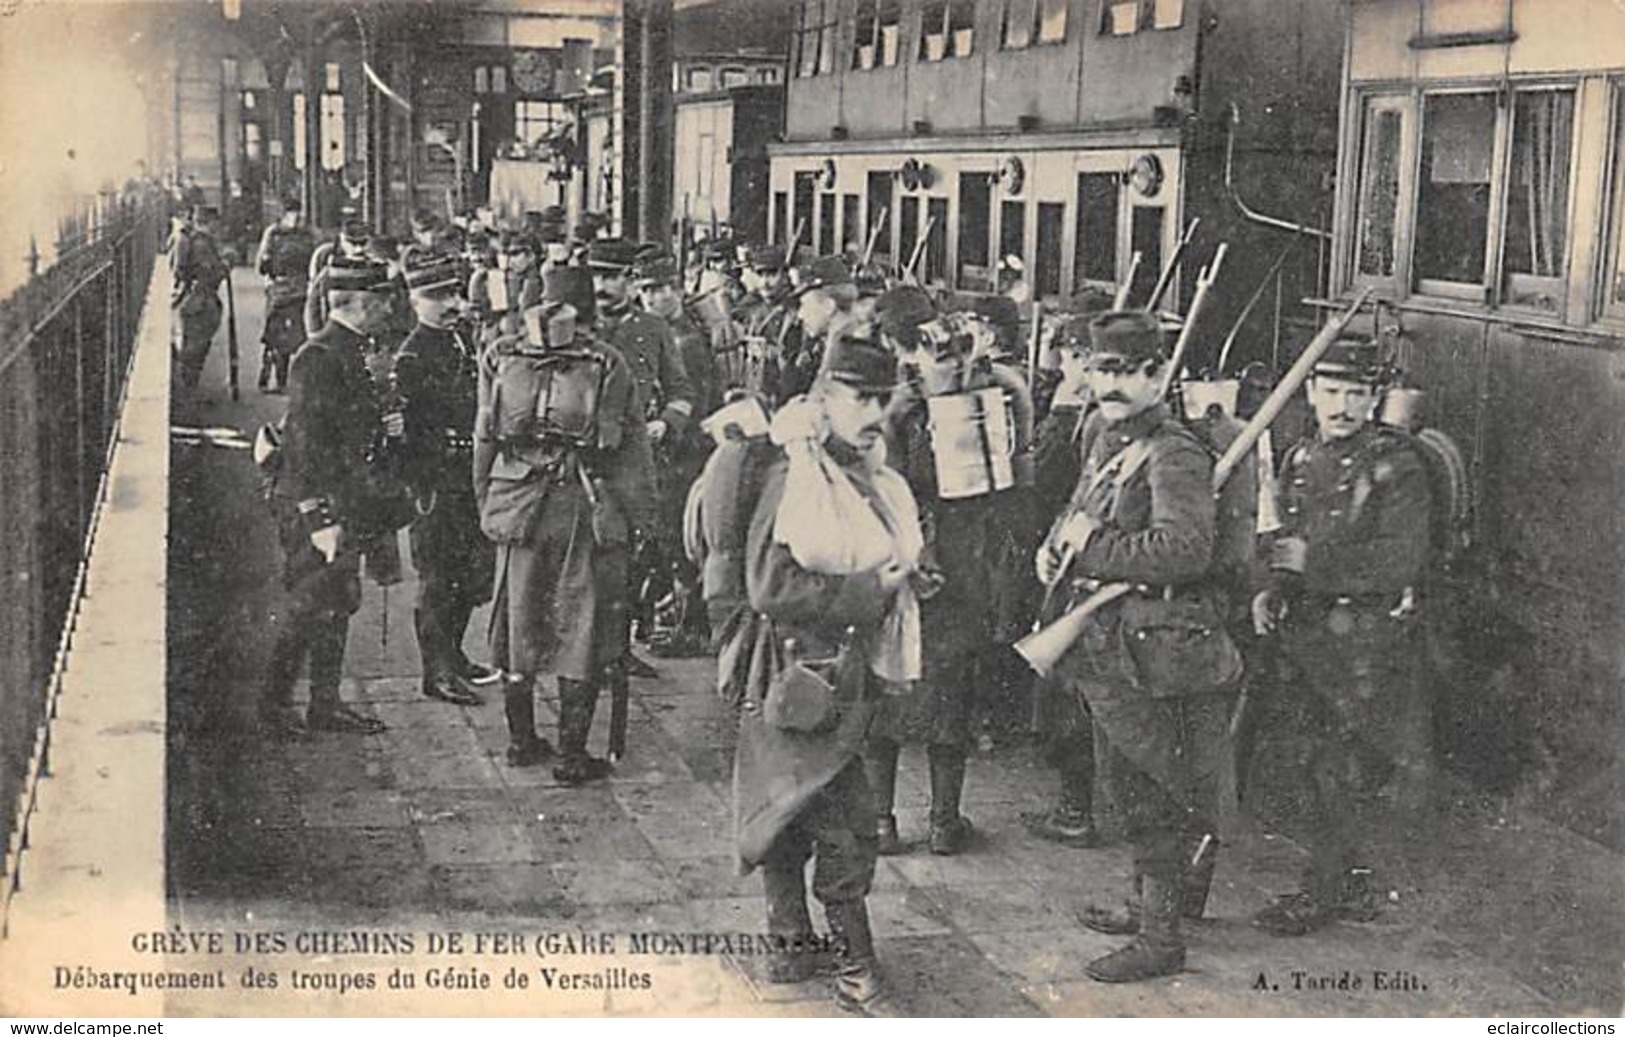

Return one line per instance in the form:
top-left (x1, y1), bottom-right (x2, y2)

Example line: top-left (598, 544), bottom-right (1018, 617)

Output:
top-left (720, 67), bottom-right (748, 89)
top-left (1415, 92), bottom-right (1496, 293)
top-left (756, 67), bottom-right (781, 85)
top-left (958, 172), bottom-right (994, 289)
top-left (854, 0), bottom-right (903, 69)
top-left (292, 92), bottom-right (306, 171)
top-left (899, 195), bottom-right (921, 272)
top-left (688, 66), bottom-right (714, 92)
top-left (1000, 200), bottom-right (1026, 287)
top-left (1075, 172), bottom-right (1120, 286)
top-left (1503, 89), bottom-right (1575, 311)
top-left (474, 67), bottom-right (489, 94)
top-left (819, 191), bottom-right (837, 254)
top-left (1003, 0), bottom-right (1035, 48)
top-left (244, 122), bottom-right (262, 162)
top-left (1129, 205), bottom-right (1163, 306)
top-left (515, 99), bottom-right (566, 146)
top-left (867, 171), bottom-right (894, 262)
top-left (1104, 1), bottom-right (1140, 35)
top-left (796, 0), bottom-right (836, 77)
top-left (926, 196), bottom-right (950, 283)
top-left (1036, 202), bottom-right (1064, 297)
top-left (324, 61), bottom-right (341, 93)
top-left (320, 92), bottom-right (345, 170)
top-left (793, 171), bottom-right (818, 246)
top-left (842, 193), bottom-right (862, 252)
top-left (1152, 0), bottom-right (1184, 30)
top-left (1607, 85), bottom-right (1625, 318)
top-left (492, 66), bottom-right (507, 94)
top-left (1353, 97), bottom-right (1407, 281)
top-left (1005, 0), bottom-right (1066, 47)
top-left (921, 0), bottom-right (975, 61)
top-left (772, 191), bottom-right (789, 245)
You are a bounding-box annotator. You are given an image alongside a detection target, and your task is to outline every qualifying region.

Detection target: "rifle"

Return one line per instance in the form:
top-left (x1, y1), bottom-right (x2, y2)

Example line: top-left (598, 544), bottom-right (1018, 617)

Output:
top-left (1144, 218), bottom-right (1201, 315)
top-left (1113, 251), bottom-right (1142, 309)
top-left (1157, 242), bottom-right (1228, 399)
top-left (225, 268), bottom-right (240, 401)
top-left (861, 206), bottom-right (888, 268)
top-left (904, 215), bottom-right (936, 285)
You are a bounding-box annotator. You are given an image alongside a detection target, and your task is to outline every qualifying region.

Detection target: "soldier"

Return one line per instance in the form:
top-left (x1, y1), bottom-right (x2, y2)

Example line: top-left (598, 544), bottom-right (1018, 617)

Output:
top-left (1035, 311), bottom-right (1240, 983)
top-left (863, 286), bottom-right (1034, 857)
top-left (169, 205), bottom-right (230, 391)
top-left (734, 332), bottom-right (916, 1014)
top-left (783, 255), bottom-right (860, 401)
top-left (303, 216), bottom-right (374, 337)
top-left (394, 250), bottom-right (497, 709)
top-left (589, 238), bottom-right (696, 675)
top-left (635, 253), bottom-right (718, 657)
top-left (259, 256), bottom-right (403, 739)
top-left (1249, 338), bottom-right (1432, 937)
top-left (474, 267), bottom-right (656, 780)
top-left (254, 198), bottom-right (316, 393)
top-left (734, 243), bottom-right (796, 402)
top-left (470, 232), bottom-right (543, 347)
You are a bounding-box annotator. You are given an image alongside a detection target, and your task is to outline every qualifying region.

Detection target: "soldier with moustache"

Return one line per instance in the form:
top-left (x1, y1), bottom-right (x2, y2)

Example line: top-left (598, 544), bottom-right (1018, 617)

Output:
top-left (393, 250), bottom-right (498, 708)
top-left (259, 256), bottom-right (404, 739)
top-left (732, 243), bottom-right (797, 402)
top-left (861, 286), bottom-right (1035, 857)
top-left (474, 267), bottom-right (656, 780)
top-left (1249, 339), bottom-right (1432, 937)
top-left (1035, 311), bottom-right (1240, 983)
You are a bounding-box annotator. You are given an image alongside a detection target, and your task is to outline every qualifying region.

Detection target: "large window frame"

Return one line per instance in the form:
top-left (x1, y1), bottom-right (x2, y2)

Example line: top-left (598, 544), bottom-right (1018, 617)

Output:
top-left (1604, 83), bottom-right (1625, 322)
top-left (853, 0), bottom-right (902, 70)
top-left (920, 0), bottom-right (976, 62)
top-left (795, 0), bottom-right (837, 78)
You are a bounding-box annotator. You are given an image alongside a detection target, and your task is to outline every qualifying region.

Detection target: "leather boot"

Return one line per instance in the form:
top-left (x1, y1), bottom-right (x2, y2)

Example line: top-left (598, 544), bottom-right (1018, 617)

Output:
top-left (1181, 839), bottom-right (1220, 921)
top-left (825, 899), bottom-right (895, 1015)
top-left (1084, 873), bottom-right (1186, 983)
top-left (553, 677), bottom-right (613, 785)
top-left (1022, 730), bottom-right (1099, 847)
top-left (927, 743), bottom-right (973, 855)
top-left (503, 676), bottom-right (551, 766)
top-left (1078, 873), bottom-right (1143, 936)
top-left (1080, 841), bottom-right (1219, 935)
top-left (761, 864), bottom-right (828, 983)
top-left (863, 740), bottom-right (905, 855)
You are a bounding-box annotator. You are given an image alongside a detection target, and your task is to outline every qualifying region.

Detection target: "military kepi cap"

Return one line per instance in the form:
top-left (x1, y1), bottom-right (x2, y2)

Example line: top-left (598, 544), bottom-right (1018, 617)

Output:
top-left (326, 255), bottom-right (395, 293)
top-left (587, 238), bottom-right (639, 271)
top-left (793, 255), bottom-right (853, 296)
top-left (1314, 337), bottom-right (1392, 384)
top-left (746, 243), bottom-right (787, 271)
top-left (1086, 310), bottom-right (1166, 363)
top-left (821, 332), bottom-right (898, 393)
top-left (403, 251), bottom-right (463, 293)
top-left (543, 266), bottom-right (595, 320)
top-left (633, 255), bottom-right (679, 288)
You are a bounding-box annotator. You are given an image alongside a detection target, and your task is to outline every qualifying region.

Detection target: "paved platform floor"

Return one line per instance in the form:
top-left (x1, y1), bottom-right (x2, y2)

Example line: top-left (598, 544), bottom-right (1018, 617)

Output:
top-left (159, 274), bottom-right (1622, 1017)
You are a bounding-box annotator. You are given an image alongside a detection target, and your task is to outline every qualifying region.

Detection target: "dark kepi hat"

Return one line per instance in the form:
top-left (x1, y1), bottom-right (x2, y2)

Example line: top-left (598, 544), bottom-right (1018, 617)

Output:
top-left (793, 255), bottom-right (854, 296)
top-left (326, 255), bottom-right (394, 294)
top-left (340, 218), bottom-right (371, 246)
top-left (403, 250), bottom-right (463, 293)
top-left (1054, 314), bottom-right (1095, 355)
top-left (543, 266), bottom-right (595, 322)
top-left (1313, 337), bottom-right (1392, 384)
top-left (875, 285), bottom-right (936, 337)
top-left (1064, 286), bottom-right (1115, 316)
top-left (746, 243), bottom-right (786, 271)
top-left (633, 254), bottom-right (679, 288)
top-left (821, 330), bottom-right (898, 393)
top-left (587, 237), bottom-right (639, 271)
top-left (704, 239), bottom-right (736, 262)
top-left (410, 208), bottom-right (443, 233)
top-left (969, 294), bottom-right (1020, 340)
top-left (1086, 310), bottom-right (1166, 363)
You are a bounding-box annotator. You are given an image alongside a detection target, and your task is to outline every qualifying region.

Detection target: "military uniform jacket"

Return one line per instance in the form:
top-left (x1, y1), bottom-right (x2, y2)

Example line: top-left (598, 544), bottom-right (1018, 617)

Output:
top-left (275, 320), bottom-right (387, 527)
top-left (1271, 424), bottom-right (1432, 602)
top-left (668, 309), bottom-right (721, 420)
top-left (597, 305), bottom-right (696, 430)
top-left (394, 321), bottom-right (481, 497)
top-left (169, 227), bottom-right (227, 311)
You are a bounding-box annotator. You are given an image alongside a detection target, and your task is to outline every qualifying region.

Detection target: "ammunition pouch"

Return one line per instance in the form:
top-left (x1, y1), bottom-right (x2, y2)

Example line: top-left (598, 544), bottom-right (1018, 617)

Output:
top-left (1116, 594), bottom-right (1243, 699)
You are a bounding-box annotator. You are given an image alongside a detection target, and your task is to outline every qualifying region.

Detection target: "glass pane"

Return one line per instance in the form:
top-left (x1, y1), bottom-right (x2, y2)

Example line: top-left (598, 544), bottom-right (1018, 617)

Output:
top-left (474, 67), bottom-right (489, 94)
top-left (1129, 205), bottom-right (1163, 306)
top-left (1037, 0), bottom-right (1068, 41)
top-left (320, 94), bottom-right (345, 170)
top-left (1106, 1), bottom-right (1139, 35)
top-left (921, 0), bottom-right (947, 59)
top-left (1356, 105), bottom-right (1403, 279)
top-left (879, 0), bottom-right (901, 64)
top-left (721, 68), bottom-right (747, 88)
top-left (867, 171), bottom-right (894, 262)
top-left (772, 191), bottom-right (789, 245)
top-left (1415, 92), bottom-right (1495, 286)
top-left (819, 192), bottom-right (837, 254)
top-left (492, 66), bottom-right (507, 93)
top-left (793, 172), bottom-right (818, 246)
top-left (843, 194), bottom-right (862, 252)
top-left (899, 195), bottom-right (921, 271)
top-left (1004, 0), bottom-right (1035, 48)
top-left (818, 24), bottom-right (834, 73)
top-left (1036, 202), bottom-right (1064, 297)
top-left (1613, 88), bottom-right (1625, 312)
top-left (926, 196), bottom-right (949, 283)
top-left (1503, 90), bottom-right (1574, 308)
top-left (958, 172), bottom-right (993, 287)
top-left (1000, 200), bottom-right (1026, 268)
top-left (292, 92), bottom-right (307, 171)
top-left (949, 0), bottom-right (976, 56)
top-left (1075, 172), bottom-right (1119, 285)
top-left (853, 0), bottom-right (876, 66)
top-left (688, 67), bottom-right (713, 91)
top-left (1153, 0), bottom-right (1184, 30)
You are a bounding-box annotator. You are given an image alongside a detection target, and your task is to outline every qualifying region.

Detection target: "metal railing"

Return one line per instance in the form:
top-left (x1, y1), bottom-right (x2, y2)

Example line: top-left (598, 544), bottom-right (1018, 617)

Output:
top-left (0, 190), bottom-right (168, 882)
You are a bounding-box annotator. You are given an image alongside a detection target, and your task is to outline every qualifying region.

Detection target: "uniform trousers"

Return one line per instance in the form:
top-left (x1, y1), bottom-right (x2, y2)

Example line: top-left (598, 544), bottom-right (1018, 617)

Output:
top-left (759, 757), bottom-right (880, 918)
top-left (175, 295), bottom-right (222, 389)
top-left (408, 485), bottom-right (494, 681)
top-left (263, 500), bottom-right (364, 711)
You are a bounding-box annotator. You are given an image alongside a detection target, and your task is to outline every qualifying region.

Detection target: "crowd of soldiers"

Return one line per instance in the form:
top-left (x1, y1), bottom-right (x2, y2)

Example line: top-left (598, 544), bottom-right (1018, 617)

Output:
top-left (169, 198), bottom-right (1439, 1017)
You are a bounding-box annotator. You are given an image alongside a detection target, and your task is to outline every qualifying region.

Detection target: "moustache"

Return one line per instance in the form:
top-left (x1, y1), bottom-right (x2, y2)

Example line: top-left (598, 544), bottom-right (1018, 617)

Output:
top-left (1100, 393), bottom-right (1131, 404)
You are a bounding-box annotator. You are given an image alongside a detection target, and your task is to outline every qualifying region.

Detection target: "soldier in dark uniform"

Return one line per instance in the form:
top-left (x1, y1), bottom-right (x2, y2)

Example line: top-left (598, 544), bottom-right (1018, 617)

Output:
top-left (1036, 311), bottom-right (1239, 983)
top-left (735, 334), bottom-right (915, 1014)
top-left (588, 238), bottom-right (696, 676)
top-left (863, 286), bottom-right (1035, 857)
top-left (254, 198), bottom-right (316, 393)
top-left (394, 250), bottom-right (497, 709)
top-left (733, 243), bottom-right (796, 402)
top-left (169, 205), bottom-right (229, 391)
top-left (784, 255), bottom-right (861, 401)
top-left (304, 216), bottom-right (374, 337)
top-left (474, 267), bottom-right (656, 780)
top-left (634, 253), bottom-right (718, 657)
top-left (1249, 338), bottom-right (1432, 937)
top-left (470, 232), bottom-right (544, 348)
top-left (259, 256), bottom-right (402, 739)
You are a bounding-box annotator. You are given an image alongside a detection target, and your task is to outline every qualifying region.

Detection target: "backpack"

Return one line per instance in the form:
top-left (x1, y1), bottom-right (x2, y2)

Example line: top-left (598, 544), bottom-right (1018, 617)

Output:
top-left (479, 342), bottom-right (607, 448)
top-left (1185, 410), bottom-right (1259, 601)
top-left (263, 225), bottom-right (314, 281)
top-left (1409, 425), bottom-right (1472, 570)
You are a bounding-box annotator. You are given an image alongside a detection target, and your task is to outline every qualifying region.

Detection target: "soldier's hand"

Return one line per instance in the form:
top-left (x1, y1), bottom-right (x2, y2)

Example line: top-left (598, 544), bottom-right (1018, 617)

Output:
top-left (381, 411), bottom-right (406, 439)
top-left (646, 418), bottom-right (669, 443)
top-left (1252, 588), bottom-right (1286, 637)
top-left (1057, 512), bottom-right (1099, 557)
top-left (1035, 542), bottom-right (1065, 587)
top-left (310, 524), bottom-right (343, 564)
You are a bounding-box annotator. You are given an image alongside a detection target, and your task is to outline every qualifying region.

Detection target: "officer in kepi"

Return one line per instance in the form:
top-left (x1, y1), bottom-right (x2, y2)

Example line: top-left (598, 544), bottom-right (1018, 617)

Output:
top-left (1034, 311), bottom-right (1241, 983)
top-left (259, 255), bottom-right (402, 739)
top-left (1249, 337), bottom-right (1432, 937)
top-left (393, 249), bottom-right (498, 708)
